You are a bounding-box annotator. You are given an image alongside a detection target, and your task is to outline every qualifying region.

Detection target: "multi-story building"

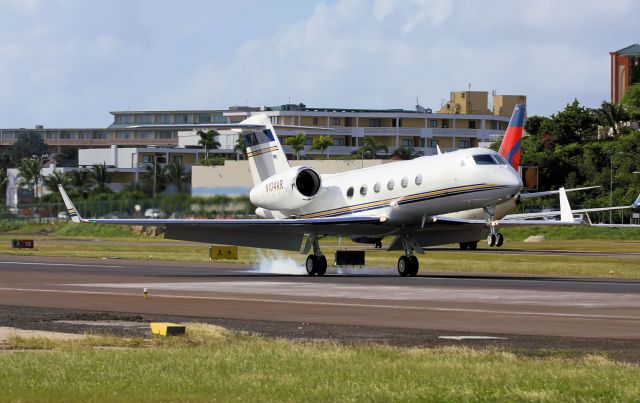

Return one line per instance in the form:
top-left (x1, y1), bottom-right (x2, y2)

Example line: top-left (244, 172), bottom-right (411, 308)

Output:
top-left (0, 91), bottom-right (525, 158)
top-left (610, 43), bottom-right (640, 103)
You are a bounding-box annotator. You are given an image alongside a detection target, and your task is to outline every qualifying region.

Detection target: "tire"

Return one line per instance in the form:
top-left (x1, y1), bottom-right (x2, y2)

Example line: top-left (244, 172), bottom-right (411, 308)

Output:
top-left (468, 241), bottom-right (478, 250)
top-left (306, 255), bottom-right (318, 276)
top-left (317, 255), bottom-right (327, 276)
top-left (486, 234), bottom-right (496, 247)
top-left (397, 256), bottom-right (410, 277)
top-left (459, 242), bottom-right (469, 250)
top-left (495, 233), bottom-right (504, 247)
top-left (408, 255), bottom-right (419, 276)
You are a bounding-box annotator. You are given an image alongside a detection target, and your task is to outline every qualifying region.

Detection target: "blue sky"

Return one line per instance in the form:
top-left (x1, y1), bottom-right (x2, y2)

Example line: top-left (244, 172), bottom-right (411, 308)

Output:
top-left (0, 0), bottom-right (638, 128)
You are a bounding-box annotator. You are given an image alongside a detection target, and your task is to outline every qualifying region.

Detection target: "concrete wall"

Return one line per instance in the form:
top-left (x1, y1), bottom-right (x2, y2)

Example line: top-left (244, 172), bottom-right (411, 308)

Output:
top-left (191, 159), bottom-right (388, 197)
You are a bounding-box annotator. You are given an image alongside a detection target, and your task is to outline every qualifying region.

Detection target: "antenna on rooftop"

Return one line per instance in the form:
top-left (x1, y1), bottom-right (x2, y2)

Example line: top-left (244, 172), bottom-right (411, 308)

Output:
top-left (415, 96), bottom-right (426, 113)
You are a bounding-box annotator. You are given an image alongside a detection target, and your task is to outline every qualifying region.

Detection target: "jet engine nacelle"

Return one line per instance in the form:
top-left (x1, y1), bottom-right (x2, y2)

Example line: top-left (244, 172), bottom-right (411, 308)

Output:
top-left (250, 166), bottom-right (322, 211)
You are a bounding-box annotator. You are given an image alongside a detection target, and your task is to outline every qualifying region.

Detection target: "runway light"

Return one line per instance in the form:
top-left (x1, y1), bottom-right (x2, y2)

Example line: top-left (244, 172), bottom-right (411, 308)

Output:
top-left (143, 288), bottom-right (149, 298)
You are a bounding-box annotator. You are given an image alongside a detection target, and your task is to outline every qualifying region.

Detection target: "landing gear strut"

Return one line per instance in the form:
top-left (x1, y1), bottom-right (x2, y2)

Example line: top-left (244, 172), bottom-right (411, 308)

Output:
top-left (305, 234), bottom-right (327, 276)
top-left (484, 207), bottom-right (504, 248)
top-left (397, 236), bottom-right (420, 277)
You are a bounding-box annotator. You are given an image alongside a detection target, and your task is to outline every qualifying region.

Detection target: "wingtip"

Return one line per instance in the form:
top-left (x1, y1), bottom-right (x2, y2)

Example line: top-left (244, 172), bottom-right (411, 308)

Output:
top-left (58, 185), bottom-right (81, 223)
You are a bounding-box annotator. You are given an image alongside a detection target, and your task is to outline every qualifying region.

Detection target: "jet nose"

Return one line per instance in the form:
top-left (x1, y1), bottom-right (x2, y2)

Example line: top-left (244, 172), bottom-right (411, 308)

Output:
top-left (505, 168), bottom-right (523, 194)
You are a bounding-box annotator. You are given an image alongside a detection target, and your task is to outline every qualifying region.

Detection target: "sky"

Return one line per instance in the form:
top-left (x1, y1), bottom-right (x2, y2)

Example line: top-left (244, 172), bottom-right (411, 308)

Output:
top-left (0, 0), bottom-right (638, 128)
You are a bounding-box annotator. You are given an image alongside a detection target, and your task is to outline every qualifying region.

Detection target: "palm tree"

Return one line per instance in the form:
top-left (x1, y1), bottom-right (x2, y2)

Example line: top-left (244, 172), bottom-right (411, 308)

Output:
top-left (141, 163), bottom-right (168, 195)
top-left (164, 161), bottom-right (191, 192)
top-left (90, 163), bottom-right (110, 193)
top-left (392, 147), bottom-right (423, 160)
top-left (0, 167), bottom-right (7, 200)
top-left (597, 101), bottom-right (629, 136)
top-left (285, 133), bottom-right (306, 160)
top-left (311, 135), bottom-right (333, 158)
top-left (67, 169), bottom-right (92, 194)
top-left (43, 170), bottom-right (69, 193)
top-left (197, 129), bottom-right (221, 159)
top-left (356, 137), bottom-right (388, 158)
top-left (234, 135), bottom-right (247, 159)
top-left (17, 156), bottom-right (43, 198)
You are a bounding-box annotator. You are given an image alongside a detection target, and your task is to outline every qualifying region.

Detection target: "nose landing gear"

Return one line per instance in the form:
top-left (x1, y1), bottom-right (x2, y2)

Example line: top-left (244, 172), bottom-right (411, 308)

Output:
top-left (397, 236), bottom-right (420, 277)
top-left (484, 206), bottom-right (504, 248)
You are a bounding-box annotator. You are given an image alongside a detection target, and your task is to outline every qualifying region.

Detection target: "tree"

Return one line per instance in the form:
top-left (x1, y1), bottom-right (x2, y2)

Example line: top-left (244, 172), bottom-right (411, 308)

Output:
top-left (164, 161), bottom-right (191, 192)
top-left (392, 147), bottom-right (422, 160)
top-left (67, 169), bottom-right (92, 195)
top-left (234, 135), bottom-right (247, 159)
top-left (597, 101), bottom-right (629, 136)
top-left (0, 167), bottom-right (7, 201)
top-left (310, 135), bottom-right (333, 158)
top-left (11, 132), bottom-right (48, 163)
top-left (140, 163), bottom-right (167, 195)
top-left (356, 136), bottom-right (388, 158)
top-left (197, 129), bottom-right (221, 159)
top-left (17, 156), bottom-right (43, 198)
top-left (621, 83), bottom-right (640, 120)
top-left (90, 163), bottom-right (110, 193)
top-left (42, 170), bottom-right (69, 193)
top-left (285, 133), bottom-right (306, 160)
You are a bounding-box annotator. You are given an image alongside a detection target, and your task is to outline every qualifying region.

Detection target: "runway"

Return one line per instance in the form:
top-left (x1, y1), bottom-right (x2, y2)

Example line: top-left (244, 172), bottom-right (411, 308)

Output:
top-left (1, 255), bottom-right (639, 339)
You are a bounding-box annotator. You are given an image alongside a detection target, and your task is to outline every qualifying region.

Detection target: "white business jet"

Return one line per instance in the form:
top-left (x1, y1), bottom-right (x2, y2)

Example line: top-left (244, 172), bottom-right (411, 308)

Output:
top-left (59, 107), bottom-right (566, 277)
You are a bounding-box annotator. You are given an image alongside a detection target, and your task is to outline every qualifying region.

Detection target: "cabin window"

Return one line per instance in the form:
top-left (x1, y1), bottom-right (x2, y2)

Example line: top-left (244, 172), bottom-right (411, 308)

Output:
top-left (373, 182), bottom-right (381, 193)
top-left (387, 179), bottom-right (395, 190)
top-left (493, 154), bottom-right (509, 165)
top-left (346, 187), bottom-right (354, 198)
top-left (415, 174), bottom-right (423, 185)
top-left (401, 177), bottom-right (409, 188)
top-left (360, 185), bottom-right (367, 196)
top-left (473, 154), bottom-right (499, 165)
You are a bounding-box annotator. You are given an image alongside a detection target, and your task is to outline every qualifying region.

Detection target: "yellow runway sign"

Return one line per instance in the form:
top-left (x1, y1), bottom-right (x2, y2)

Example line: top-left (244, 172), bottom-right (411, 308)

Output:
top-left (209, 245), bottom-right (238, 260)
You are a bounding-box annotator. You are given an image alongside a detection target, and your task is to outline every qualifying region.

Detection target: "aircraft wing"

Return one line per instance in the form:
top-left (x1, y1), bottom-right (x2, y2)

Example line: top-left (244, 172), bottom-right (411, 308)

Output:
top-left (59, 186), bottom-right (386, 251)
top-left (518, 186), bottom-right (600, 199)
top-left (505, 193), bottom-right (640, 220)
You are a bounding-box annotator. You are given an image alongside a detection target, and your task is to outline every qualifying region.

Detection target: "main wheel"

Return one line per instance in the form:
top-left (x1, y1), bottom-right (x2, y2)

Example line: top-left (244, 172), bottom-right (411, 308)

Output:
top-left (408, 255), bottom-right (419, 276)
top-left (317, 255), bottom-right (327, 276)
top-left (486, 234), bottom-right (496, 247)
top-left (495, 233), bottom-right (504, 247)
top-left (306, 255), bottom-right (318, 276)
top-left (397, 256), bottom-right (410, 277)
top-left (459, 242), bottom-right (469, 250)
top-left (468, 241), bottom-right (478, 250)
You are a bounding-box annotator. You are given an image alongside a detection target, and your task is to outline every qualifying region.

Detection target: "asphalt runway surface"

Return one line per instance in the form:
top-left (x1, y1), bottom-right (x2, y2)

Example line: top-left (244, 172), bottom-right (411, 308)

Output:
top-left (1, 255), bottom-right (639, 342)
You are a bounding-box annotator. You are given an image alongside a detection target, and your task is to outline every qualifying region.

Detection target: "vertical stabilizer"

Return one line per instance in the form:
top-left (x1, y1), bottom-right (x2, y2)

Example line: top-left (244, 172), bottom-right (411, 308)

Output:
top-left (499, 104), bottom-right (525, 170)
top-left (558, 187), bottom-right (575, 222)
top-left (241, 114), bottom-right (290, 185)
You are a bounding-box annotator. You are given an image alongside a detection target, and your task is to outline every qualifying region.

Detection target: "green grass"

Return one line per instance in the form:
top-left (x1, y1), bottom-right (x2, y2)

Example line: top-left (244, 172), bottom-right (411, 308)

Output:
top-left (501, 225), bottom-right (640, 241)
top-left (0, 324), bottom-right (638, 402)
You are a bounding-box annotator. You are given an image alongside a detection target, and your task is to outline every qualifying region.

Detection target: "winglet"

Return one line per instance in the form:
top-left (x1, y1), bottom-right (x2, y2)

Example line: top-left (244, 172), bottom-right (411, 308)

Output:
top-left (436, 145), bottom-right (442, 155)
top-left (558, 187), bottom-right (575, 222)
top-left (632, 194), bottom-right (640, 211)
top-left (58, 185), bottom-right (82, 223)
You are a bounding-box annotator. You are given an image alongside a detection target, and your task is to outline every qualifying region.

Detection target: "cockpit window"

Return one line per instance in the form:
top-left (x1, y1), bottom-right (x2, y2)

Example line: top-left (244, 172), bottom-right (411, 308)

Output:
top-left (493, 154), bottom-right (509, 165)
top-left (473, 154), bottom-right (498, 165)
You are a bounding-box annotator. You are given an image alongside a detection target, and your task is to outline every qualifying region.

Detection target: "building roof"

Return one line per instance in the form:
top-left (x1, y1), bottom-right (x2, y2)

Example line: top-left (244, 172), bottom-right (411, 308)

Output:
top-left (615, 43), bottom-right (640, 55)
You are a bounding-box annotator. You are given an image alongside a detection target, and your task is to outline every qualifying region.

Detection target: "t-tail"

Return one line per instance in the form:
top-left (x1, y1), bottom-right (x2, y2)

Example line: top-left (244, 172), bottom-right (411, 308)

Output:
top-left (241, 114), bottom-right (290, 185)
top-left (498, 104), bottom-right (525, 171)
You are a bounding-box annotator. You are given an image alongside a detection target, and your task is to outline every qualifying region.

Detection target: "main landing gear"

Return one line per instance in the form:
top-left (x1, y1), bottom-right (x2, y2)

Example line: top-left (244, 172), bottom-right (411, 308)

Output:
top-left (397, 236), bottom-right (420, 277)
top-left (459, 241), bottom-right (478, 250)
top-left (305, 234), bottom-right (327, 276)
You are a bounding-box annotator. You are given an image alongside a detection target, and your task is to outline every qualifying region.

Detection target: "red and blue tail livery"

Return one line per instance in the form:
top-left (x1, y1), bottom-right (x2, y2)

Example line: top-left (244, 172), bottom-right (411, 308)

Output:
top-left (498, 103), bottom-right (525, 170)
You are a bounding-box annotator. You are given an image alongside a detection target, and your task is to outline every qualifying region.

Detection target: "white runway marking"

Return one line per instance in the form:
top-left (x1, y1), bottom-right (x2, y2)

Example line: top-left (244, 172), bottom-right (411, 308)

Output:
top-left (62, 281), bottom-right (640, 309)
top-left (1, 287), bottom-right (640, 322)
top-left (0, 261), bottom-right (125, 268)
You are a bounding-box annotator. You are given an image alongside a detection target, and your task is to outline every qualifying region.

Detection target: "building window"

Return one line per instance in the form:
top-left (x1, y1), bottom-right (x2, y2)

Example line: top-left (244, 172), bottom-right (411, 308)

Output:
top-left (457, 139), bottom-right (470, 148)
top-left (304, 138), bottom-right (313, 146)
top-left (401, 139), bottom-right (412, 148)
top-left (331, 117), bottom-right (340, 125)
top-left (158, 131), bottom-right (173, 139)
top-left (139, 115), bottom-right (153, 124)
top-left (427, 139), bottom-right (439, 147)
top-left (137, 131), bottom-right (153, 139)
top-left (332, 138), bottom-right (344, 146)
top-left (93, 132), bottom-right (107, 140)
top-left (415, 174), bottom-right (423, 185)
top-left (312, 117), bottom-right (319, 125)
top-left (387, 179), bottom-right (395, 190)
top-left (468, 121), bottom-right (476, 129)
top-left (370, 119), bottom-right (381, 127)
top-left (119, 115), bottom-right (133, 124)
top-left (116, 131), bottom-right (133, 139)
top-left (177, 114), bottom-right (189, 123)
top-left (346, 187), bottom-right (354, 198)
top-left (142, 155), bottom-right (153, 163)
top-left (430, 120), bottom-right (438, 128)
top-left (158, 114), bottom-right (171, 124)
top-left (198, 114), bottom-right (212, 123)
top-left (360, 185), bottom-right (367, 196)
top-left (172, 156), bottom-right (183, 164)
top-left (441, 119), bottom-right (449, 128)
top-left (374, 182), bottom-right (381, 193)
top-left (401, 177), bottom-right (408, 188)
top-left (357, 138), bottom-right (364, 146)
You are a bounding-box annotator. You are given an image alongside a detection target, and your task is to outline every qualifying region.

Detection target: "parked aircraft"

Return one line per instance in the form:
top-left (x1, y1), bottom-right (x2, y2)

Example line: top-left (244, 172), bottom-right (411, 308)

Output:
top-left (58, 105), bottom-right (585, 277)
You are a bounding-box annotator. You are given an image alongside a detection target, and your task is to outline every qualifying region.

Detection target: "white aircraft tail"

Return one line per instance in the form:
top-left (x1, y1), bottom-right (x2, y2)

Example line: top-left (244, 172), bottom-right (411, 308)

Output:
top-left (241, 114), bottom-right (290, 185)
top-left (558, 187), bottom-right (575, 222)
top-left (58, 185), bottom-right (82, 223)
